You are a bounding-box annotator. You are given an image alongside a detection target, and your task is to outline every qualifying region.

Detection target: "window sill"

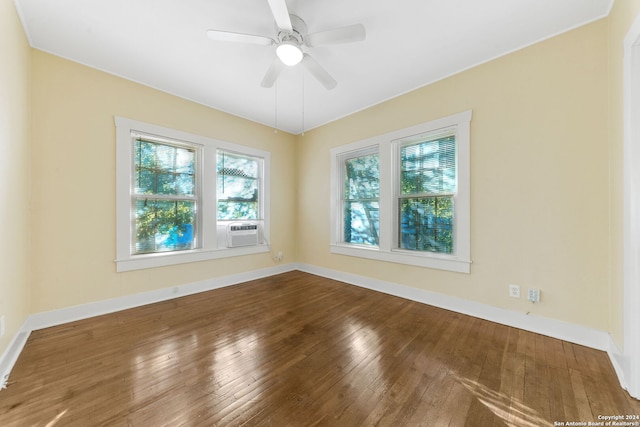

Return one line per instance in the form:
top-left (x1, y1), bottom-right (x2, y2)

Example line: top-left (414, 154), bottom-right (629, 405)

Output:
top-left (330, 244), bottom-right (471, 274)
top-left (116, 244), bottom-right (269, 272)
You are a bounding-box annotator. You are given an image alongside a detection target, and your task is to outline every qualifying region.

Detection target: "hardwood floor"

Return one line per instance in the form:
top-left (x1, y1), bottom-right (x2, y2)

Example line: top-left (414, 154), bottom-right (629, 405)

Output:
top-left (1, 271), bottom-right (639, 426)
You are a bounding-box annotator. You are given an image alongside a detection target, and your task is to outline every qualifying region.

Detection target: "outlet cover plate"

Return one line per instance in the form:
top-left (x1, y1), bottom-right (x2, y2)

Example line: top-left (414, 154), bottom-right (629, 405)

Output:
top-left (509, 284), bottom-right (520, 298)
top-left (528, 288), bottom-right (541, 303)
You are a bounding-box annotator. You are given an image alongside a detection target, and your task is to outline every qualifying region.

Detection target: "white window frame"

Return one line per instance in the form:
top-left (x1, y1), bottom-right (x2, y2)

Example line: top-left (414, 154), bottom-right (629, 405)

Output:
top-left (330, 110), bottom-right (472, 273)
top-left (115, 117), bottom-right (270, 272)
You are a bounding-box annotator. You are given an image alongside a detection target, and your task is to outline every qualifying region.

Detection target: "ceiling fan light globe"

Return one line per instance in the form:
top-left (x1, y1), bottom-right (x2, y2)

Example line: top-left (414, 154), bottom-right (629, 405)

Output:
top-left (276, 43), bottom-right (303, 66)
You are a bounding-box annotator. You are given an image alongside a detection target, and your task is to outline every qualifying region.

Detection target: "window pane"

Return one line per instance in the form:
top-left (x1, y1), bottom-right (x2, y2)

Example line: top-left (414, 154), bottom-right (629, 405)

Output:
top-left (135, 140), bottom-right (156, 168)
top-left (343, 152), bottom-right (379, 246)
top-left (217, 201), bottom-right (258, 220)
top-left (157, 173), bottom-right (175, 195)
top-left (217, 176), bottom-right (258, 202)
top-left (155, 144), bottom-right (176, 170)
top-left (399, 196), bottom-right (453, 254)
top-left (136, 170), bottom-right (156, 194)
top-left (134, 139), bottom-right (196, 196)
top-left (218, 151), bottom-right (258, 177)
top-left (401, 135), bottom-right (456, 195)
top-left (345, 154), bottom-right (379, 200)
top-left (217, 151), bottom-right (260, 220)
top-left (134, 199), bottom-right (195, 254)
top-left (175, 148), bottom-right (195, 174)
top-left (344, 201), bottom-right (379, 246)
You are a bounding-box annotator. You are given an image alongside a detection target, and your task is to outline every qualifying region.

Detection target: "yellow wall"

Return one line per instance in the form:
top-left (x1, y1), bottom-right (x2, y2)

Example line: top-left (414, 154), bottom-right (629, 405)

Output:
top-left (29, 50), bottom-right (297, 313)
top-left (297, 20), bottom-right (610, 330)
top-left (0, 0), bottom-right (31, 352)
top-left (608, 0), bottom-right (640, 348)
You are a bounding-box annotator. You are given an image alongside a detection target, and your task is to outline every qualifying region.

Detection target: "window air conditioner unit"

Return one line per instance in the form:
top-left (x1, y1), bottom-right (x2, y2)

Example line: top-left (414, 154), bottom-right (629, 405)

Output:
top-left (227, 222), bottom-right (261, 248)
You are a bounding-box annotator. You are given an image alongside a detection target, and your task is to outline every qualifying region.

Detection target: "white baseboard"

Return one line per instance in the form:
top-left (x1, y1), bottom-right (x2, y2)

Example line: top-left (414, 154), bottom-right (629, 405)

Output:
top-left (296, 263), bottom-right (635, 397)
top-left (295, 263), bottom-right (611, 351)
top-left (0, 263), bottom-right (296, 388)
top-left (0, 329), bottom-right (29, 389)
top-left (607, 336), bottom-right (628, 393)
top-left (0, 262), bottom-right (627, 395)
top-left (25, 263), bottom-right (297, 331)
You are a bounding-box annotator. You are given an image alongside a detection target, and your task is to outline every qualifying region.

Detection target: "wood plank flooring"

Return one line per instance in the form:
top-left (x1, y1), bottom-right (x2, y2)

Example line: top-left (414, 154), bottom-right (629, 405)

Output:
top-left (1, 271), bottom-right (639, 426)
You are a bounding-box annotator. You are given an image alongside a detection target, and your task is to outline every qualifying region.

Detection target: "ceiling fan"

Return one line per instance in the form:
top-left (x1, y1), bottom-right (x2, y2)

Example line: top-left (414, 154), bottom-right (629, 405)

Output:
top-left (206, 0), bottom-right (366, 90)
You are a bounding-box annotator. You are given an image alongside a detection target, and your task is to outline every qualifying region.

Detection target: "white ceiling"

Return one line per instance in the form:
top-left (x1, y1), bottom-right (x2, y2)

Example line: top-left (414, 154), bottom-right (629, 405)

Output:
top-left (15, 0), bottom-right (613, 135)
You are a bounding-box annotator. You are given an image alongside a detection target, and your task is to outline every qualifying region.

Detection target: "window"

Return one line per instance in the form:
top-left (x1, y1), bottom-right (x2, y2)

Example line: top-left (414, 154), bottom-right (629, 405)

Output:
top-left (341, 149), bottom-right (380, 246)
top-left (116, 117), bottom-right (270, 272)
top-left (330, 110), bottom-right (471, 273)
top-left (217, 150), bottom-right (261, 220)
top-left (133, 136), bottom-right (197, 254)
top-left (396, 130), bottom-right (456, 254)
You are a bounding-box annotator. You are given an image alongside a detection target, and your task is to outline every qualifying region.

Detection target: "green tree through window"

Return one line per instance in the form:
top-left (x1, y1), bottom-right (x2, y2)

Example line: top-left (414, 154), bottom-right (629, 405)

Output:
top-left (217, 151), bottom-right (261, 220)
top-left (133, 138), bottom-right (196, 254)
top-left (399, 135), bottom-right (456, 254)
top-left (343, 152), bottom-right (380, 246)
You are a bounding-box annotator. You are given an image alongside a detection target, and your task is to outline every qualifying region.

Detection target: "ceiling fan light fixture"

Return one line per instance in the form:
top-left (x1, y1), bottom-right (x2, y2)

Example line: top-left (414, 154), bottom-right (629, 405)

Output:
top-left (276, 42), bottom-right (303, 66)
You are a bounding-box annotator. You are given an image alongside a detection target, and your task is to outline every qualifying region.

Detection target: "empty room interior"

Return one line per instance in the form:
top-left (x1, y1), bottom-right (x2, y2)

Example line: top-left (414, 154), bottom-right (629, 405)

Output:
top-left (3, 0), bottom-right (640, 425)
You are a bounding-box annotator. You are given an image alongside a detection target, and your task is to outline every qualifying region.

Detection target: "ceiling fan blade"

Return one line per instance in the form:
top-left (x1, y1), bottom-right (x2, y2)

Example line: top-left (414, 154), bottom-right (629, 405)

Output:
top-left (302, 54), bottom-right (337, 90)
top-left (266, 0), bottom-right (292, 31)
top-left (261, 58), bottom-right (285, 88)
top-left (306, 24), bottom-right (366, 47)
top-left (207, 30), bottom-right (275, 46)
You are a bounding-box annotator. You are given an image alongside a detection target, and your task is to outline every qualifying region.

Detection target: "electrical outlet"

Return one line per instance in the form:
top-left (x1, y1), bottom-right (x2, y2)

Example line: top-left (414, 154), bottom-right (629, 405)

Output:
top-left (509, 284), bottom-right (520, 298)
top-left (0, 316), bottom-right (5, 337)
top-left (528, 288), bottom-right (541, 303)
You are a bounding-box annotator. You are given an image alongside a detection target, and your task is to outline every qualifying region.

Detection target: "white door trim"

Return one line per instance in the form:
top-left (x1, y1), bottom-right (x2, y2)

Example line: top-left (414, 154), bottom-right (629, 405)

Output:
top-left (622, 11), bottom-right (640, 400)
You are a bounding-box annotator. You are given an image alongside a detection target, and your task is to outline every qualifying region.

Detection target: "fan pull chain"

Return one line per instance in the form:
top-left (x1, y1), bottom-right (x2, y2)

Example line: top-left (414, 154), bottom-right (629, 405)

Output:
top-left (301, 69), bottom-right (305, 136)
top-left (274, 80), bottom-right (279, 133)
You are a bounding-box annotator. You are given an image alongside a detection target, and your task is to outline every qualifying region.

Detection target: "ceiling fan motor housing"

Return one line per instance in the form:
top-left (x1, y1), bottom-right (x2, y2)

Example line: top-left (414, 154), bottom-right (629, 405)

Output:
top-left (278, 15), bottom-right (307, 46)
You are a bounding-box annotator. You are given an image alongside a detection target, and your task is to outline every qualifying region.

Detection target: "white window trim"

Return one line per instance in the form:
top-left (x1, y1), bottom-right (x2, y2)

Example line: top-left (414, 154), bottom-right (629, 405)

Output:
top-left (115, 117), bottom-right (270, 272)
top-left (330, 110), bottom-right (472, 274)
